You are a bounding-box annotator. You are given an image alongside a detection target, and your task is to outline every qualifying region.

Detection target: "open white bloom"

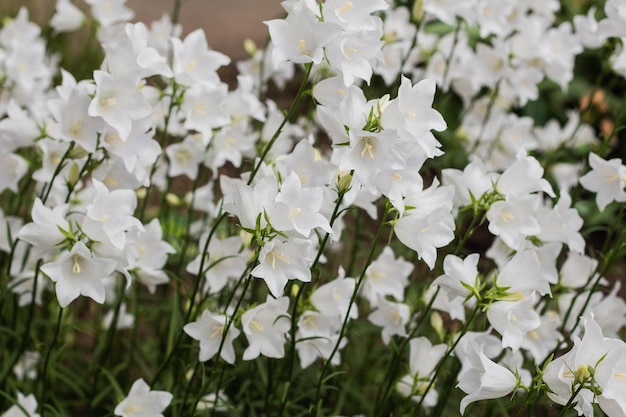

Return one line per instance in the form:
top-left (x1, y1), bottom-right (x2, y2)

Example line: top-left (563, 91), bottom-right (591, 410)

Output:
top-left (184, 310), bottom-right (240, 364)
top-left (251, 238), bottom-right (314, 297)
top-left (368, 296), bottom-right (410, 344)
top-left (40, 242), bottom-right (117, 307)
top-left (544, 314), bottom-right (626, 417)
top-left (361, 246), bottom-right (413, 307)
top-left (1, 392), bottom-right (40, 417)
top-left (241, 296), bottom-right (291, 360)
top-left (396, 337), bottom-right (447, 407)
top-left (579, 152), bottom-right (626, 212)
top-left (50, 0), bottom-right (84, 33)
top-left (265, 2), bottom-right (342, 66)
top-left (114, 378), bottom-right (173, 417)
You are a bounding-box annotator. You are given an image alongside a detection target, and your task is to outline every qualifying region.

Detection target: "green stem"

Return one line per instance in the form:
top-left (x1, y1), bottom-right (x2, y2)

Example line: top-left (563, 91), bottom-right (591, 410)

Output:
top-left (312, 203), bottom-right (392, 414)
top-left (39, 306), bottom-right (64, 416)
top-left (411, 303), bottom-right (480, 416)
top-left (247, 63), bottom-right (312, 186)
top-left (277, 187), bottom-right (348, 417)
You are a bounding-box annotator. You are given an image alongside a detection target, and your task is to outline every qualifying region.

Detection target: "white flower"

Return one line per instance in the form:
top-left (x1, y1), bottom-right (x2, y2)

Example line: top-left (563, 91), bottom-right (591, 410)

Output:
top-left (50, 0), bottom-right (84, 33)
top-left (241, 296), bottom-right (291, 360)
top-left (184, 310), bottom-right (240, 364)
top-left (368, 296), bottom-right (410, 344)
top-left (579, 152), bottom-right (626, 212)
top-left (41, 242), bottom-right (117, 307)
top-left (251, 238), bottom-right (314, 297)
top-left (265, 3), bottom-right (342, 66)
top-left (114, 378), bottom-right (173, 417)
top-left (1, 392), bottom-right (40, 417)
top-left (457, 342), bottom-right (518, 414)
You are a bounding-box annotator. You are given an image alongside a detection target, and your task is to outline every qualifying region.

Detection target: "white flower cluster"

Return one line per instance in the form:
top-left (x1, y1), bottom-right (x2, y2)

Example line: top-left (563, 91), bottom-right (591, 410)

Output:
top-left (1, 0), bottom-right (626, 416)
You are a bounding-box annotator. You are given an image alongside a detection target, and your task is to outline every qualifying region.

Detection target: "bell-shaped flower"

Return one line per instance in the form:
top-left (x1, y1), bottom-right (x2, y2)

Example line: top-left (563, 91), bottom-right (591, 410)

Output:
top-left (339, 129), bottom-right (404, 193)
top-left (0, 153), bottom-right (28, 195)
top-left (17, 198), bottom-right (70, 259)
top-left (269, 171), bottom-right (332, 237)
top-left (361, 246), bottom-right (412, 307)
top-left (368, 296), bottom-right (410, 344)
top-left (394, 180), bottom-right (455, 269)
top-left (2, 392), bottom-right (40, 417)
top-left (88, 70), bottom-right (153, 141)
top-left (276, 139), bottom-right (337, 188)
top-left (241, 295), bottom-right (291, 360)
top-left (579, 152), bottom-right (626, 212)
top-left (50, 0), bottom-right (84, 33)
top-left (396, 337), bottom-right (447, 407)
top-left (114, 378), bottom-right (173, 417)
top-left (265, 3), bottom-right (341, 67)
top-left (184, 310), bottom-right (240, 364)
top-left (127, 218), bottom-right (175, 293)
top-left (382, 77), bottom-right (447, 158)
top-left (457, 341), bottom-right (518, 414)
top-left (251, 237), bottom-right (314, 297)
top-left (171, 28), bottom-right (230, 88)
top-left (220, 174), bottom-right (278, 231)
top-left (103, 22), bottom-right (172, 79)
top-left (536, 190), bottom-right (585, 253)
top-left (486, 293), bottom-right (542, 352)
top-left (543, 314), bottom-right (626, 417)
top-left (296, 311), bottom-right (343, 368)
top-left (85, 180), bottom-right (144, 250)
top-left (186, 234), bottom-right (249, 295)
top-left (311, 272), bottom-right (357, 320)
top-left (486, 194), bottom-right (541, 251)
top-left (40, 242), bottom-right (117, 307)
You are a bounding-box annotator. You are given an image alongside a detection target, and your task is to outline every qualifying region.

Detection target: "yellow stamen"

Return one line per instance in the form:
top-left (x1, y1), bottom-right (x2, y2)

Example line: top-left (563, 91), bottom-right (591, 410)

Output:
top-left (360, 137), bottom-right (375, 159)
top-left (250, 320), bottom-right (264, 332)
top-left (72, 256), bottom-right (81, 274)
top-left (339, 1), bottom-right (353, 13)
top-left (499, 211), bottom-right (515, 223)
top-left (98, 97), bottom-right (117, 112)
top-left (69, 119), bottom-right (83, 138)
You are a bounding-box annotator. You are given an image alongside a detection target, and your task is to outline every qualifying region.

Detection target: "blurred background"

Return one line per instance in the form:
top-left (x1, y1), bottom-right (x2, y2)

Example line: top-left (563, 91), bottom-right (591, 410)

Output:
top-left (0, 0), bottom-right (285, 61)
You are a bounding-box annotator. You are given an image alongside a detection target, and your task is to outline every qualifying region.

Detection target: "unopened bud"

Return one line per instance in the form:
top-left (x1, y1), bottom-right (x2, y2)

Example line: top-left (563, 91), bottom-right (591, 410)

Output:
top-left (244, 38), bottom-right (257, 56)
top-left (337, 172), bottom-right (352, 194)
top-left (165, 193), bottom-right (181, 206)
top-left (68, 145), bottom-right (89, 159)
top-left (430, 311), bottom-right (445, 340)
top-left (412, 0), bottom-right (424, 22)
top-left (67, 162), bottom-right (80, 189)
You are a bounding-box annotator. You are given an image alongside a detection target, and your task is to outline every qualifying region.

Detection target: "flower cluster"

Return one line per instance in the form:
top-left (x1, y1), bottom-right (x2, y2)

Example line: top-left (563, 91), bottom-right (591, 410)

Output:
top-left (1, 0), bottom-right (625, 416)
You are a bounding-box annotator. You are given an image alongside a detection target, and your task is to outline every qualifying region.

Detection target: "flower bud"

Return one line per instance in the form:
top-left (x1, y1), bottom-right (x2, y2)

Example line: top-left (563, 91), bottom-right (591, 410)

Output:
top-left (337, 172), bottom-right (352, 194)
top-left (165, 193), bottom-right (181, 206)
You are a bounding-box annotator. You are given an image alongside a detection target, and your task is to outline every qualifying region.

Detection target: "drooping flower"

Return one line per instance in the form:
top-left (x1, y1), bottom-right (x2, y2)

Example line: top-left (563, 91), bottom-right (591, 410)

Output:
top-left (457, 341), bottom-right (518, 414)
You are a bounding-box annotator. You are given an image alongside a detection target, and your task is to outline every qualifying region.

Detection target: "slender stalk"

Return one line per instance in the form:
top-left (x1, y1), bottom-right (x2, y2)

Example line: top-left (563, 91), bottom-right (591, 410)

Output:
top-left (277, 187), bottom-right (349, 417)
top-left (411, 304), bottom-right (480, 416)
top-left (39, 307), bottom-right (64, 415)
top-left (312, 203), bottom-right (392, 414)
top-left (247, 63), bottom-right (312, 185)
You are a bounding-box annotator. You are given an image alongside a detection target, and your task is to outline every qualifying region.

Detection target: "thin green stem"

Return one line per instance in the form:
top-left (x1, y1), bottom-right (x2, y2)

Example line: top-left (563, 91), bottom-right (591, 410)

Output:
top-left (277, 187), bottom-right (348, 417)
top-left (247, 63), bottom-right (312, 186)
top-left (411, 303), bottom-right (480, 416)
top-left (312, 203), bottom-right (392, 414)
top-left (39, 306), bottom-right (64, 416)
